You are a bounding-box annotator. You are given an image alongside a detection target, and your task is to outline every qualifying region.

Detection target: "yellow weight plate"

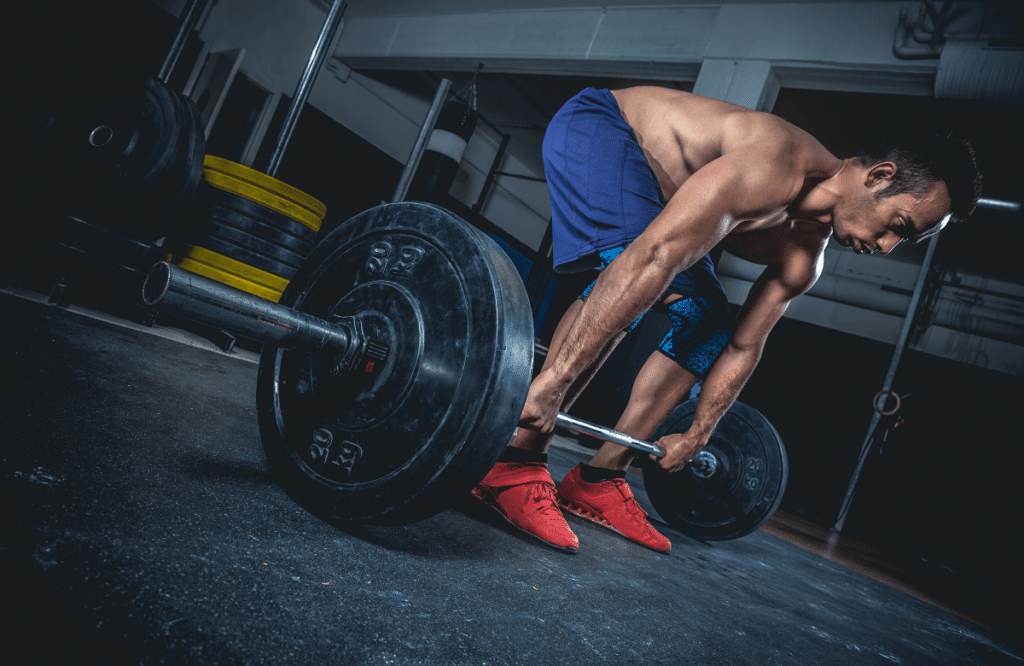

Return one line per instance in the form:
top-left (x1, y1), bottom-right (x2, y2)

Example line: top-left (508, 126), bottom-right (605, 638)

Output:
top-left (163, 241), bottom-right (291, 291)
top-left (163, 253), bottom-right (285, 303)
top-left (162, 243), bottom-right (288, 303)
top-left (202, 156), bottom-right (326, 233)
top-left (203, 155), bottom-right (327, 218)
top-left (203, 170), bottom-right (323, 234)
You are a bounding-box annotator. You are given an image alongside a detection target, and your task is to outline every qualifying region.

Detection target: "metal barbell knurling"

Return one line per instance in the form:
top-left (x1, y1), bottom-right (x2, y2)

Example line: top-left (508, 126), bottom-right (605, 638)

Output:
top-left (554, 412), bottom-right (715, 474)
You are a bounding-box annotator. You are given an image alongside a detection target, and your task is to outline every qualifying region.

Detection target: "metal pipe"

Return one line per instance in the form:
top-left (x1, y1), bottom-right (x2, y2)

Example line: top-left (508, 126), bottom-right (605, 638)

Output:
top-left (142, 262), bottom-right (352, 353)
top-left (265, 0), bottom-right (348, 177)
top-left (556, 412), bottom-right (665, 457)
top-left (718, 251), bottom-right (1024, 340)
top-left (977, 198), bottom-right (1021, 212)
top-left (473, 132), bottom-right (511, 214)
top-left (492, 171), bottom-right (547, 184)
top-left (158, 0), bottom-right (209, 83)
top-left (833, 233), bottom-right (941, 532)
top-left (554, 413), bottom-right (714, 475)
top-left (938, 281), bottom-right (1024, 302)
top-left (392, 79), bottom-right (452, 203)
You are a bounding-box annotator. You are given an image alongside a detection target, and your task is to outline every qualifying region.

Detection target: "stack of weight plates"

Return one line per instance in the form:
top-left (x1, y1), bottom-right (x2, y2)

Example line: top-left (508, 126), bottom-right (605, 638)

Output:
top-left (37, 76), bottom-right (206, 242)
top-left (163, 155), bottom-right (326, 302)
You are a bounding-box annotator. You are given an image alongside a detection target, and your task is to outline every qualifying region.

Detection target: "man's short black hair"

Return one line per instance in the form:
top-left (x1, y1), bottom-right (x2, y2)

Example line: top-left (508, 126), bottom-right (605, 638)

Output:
top-left (856, 135), bottom-right (982, 235)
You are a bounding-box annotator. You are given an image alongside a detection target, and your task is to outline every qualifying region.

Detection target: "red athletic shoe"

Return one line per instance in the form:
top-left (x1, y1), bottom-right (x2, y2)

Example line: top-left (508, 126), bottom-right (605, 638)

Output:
top-left (471, 462), bottom-right (579, 553)
top-left (557, 464), bottom-right (671, 553)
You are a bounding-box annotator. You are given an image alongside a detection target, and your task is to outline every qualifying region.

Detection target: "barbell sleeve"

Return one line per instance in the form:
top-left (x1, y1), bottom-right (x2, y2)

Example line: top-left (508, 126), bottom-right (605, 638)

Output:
top-left (143, 262), bottom-right (357, 353)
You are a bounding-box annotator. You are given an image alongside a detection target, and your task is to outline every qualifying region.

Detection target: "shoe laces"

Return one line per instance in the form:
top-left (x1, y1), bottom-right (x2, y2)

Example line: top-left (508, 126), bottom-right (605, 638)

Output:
top-left (523, 482), bottom-right (561, 516)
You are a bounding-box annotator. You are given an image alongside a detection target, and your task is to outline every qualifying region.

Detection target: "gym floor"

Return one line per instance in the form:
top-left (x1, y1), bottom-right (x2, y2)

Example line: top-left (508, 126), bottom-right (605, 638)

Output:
top-left (2, 289), bottom-right (1019, 665)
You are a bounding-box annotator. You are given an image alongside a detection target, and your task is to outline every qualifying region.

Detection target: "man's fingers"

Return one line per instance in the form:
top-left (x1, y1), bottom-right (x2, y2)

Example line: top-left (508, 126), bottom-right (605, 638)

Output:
top-left (654, 453), bottom-right (688, 474)
top-left (517, 417), bottom-right (544, 431)
top-left (517, 414), bottom-right (556, 433)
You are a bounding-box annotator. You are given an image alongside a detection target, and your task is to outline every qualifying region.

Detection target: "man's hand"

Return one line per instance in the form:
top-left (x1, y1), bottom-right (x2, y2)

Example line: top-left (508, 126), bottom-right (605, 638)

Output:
top-left (518, 368), bottom-right (570, 434)
top-left (649, 429), bottom-right (705, 473)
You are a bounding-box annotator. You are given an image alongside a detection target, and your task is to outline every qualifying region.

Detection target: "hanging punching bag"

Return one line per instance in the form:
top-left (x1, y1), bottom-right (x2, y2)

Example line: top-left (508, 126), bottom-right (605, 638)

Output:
top-left (407, 97), bottom-right (479, 203)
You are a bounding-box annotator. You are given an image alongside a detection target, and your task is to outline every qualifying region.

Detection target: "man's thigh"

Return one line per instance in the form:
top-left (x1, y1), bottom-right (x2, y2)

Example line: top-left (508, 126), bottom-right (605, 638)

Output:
top-left (654, 294), bottom-right (734, 378)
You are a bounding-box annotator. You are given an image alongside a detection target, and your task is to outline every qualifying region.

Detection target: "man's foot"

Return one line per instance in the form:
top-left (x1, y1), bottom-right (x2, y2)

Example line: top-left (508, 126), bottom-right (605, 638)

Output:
top-left (557, 464), bottom-right (671, 553)
top-left (471, 462), bottom-right (579, 553)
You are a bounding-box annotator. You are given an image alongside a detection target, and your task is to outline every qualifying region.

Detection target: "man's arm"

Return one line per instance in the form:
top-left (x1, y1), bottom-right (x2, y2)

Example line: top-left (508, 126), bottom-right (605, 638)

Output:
top-left (520, 143), bottom-right (804, 433)
top-left (651, 240), bottom-right (825, 472)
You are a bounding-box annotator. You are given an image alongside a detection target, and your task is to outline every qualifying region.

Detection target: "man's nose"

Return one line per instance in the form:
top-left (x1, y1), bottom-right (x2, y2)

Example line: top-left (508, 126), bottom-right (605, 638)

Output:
top-left (876, 233), bottom-right (902, 255)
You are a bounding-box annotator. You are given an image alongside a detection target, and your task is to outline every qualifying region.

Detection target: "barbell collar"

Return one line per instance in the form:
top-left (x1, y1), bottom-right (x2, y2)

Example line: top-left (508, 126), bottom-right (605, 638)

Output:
top-left (142, 263), bottom-right (387, 373)
top-left (690, 451), bottom-right (718, 478)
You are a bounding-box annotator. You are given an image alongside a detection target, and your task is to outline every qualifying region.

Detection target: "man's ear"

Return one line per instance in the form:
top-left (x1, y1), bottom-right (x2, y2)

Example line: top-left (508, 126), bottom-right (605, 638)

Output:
top-left (865, 161), bottom-right (897, 190)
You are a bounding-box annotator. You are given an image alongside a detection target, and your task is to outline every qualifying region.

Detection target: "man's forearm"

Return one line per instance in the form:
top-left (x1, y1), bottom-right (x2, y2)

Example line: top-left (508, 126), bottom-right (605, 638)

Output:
top-left (689, 343), bottom-right (761, 445)
top-left (549, 244), bottom-right (675, 387)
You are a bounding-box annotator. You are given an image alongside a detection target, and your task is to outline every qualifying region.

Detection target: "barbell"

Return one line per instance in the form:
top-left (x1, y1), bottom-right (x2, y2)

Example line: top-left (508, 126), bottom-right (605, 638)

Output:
top-left (142, 202), bottom-right (788, 540)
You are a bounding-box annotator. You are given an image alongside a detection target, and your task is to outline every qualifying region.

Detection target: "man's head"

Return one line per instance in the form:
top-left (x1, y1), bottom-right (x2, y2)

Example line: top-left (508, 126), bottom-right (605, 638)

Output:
top-left (831, 135), bottom-right (981, 255)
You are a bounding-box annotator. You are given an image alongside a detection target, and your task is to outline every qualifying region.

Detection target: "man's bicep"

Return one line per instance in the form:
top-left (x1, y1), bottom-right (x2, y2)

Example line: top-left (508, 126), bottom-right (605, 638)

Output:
top-left (644, 158), bottom-right (746, 255)
top-left (728, 274), bottom-right (796, 352)
top-left (731, 237), bottom-right (824, 350)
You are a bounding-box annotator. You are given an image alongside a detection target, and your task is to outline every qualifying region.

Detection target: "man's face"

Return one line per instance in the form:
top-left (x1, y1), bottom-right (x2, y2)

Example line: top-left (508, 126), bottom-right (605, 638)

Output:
top-left (832, 177), bottom-right (952, 255)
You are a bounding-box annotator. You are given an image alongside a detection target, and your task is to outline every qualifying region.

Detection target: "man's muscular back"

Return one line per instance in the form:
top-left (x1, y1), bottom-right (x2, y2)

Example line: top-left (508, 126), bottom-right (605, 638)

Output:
top-left (612, 86), bottom-right (841, 234)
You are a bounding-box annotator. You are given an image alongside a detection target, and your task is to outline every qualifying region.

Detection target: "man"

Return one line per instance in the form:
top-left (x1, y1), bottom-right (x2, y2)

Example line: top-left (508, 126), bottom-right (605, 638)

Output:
top-left (471, 86), bottom-right (981, 553)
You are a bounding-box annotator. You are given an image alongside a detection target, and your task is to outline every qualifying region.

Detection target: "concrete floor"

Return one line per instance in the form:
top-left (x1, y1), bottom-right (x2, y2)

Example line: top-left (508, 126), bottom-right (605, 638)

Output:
top-left (2, 290), bottom-right (1020, 665)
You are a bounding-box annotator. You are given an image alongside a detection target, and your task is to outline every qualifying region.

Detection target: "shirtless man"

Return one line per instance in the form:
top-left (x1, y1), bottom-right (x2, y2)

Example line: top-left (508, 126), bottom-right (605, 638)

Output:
top-left (470, 86), bottom-right (981, 553)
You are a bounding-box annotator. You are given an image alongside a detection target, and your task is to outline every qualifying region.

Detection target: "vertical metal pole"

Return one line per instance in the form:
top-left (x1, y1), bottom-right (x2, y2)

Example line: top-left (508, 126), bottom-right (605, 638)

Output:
top-left (158, 0), bottom-right (209, 83)
top-left (976, 197), bottom-right (1021, 212)
top-left (472, 132), bottom-right (511, 214)
top-left (265, 0), bottom-right (348, 178)
top-left (833, 233), bottom-right (941, 532)
top-left (391, 79), bottom-right (452, 203)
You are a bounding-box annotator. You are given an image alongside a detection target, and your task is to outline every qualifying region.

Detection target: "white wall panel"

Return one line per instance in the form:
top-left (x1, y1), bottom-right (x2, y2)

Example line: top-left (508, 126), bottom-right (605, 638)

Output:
top-left (333, 3), bottom-right (937, 90)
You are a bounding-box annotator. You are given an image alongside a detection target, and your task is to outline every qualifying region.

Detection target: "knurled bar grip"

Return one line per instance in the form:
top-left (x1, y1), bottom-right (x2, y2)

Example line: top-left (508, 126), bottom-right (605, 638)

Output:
top-left (555, 412), bottom-right (712, 473)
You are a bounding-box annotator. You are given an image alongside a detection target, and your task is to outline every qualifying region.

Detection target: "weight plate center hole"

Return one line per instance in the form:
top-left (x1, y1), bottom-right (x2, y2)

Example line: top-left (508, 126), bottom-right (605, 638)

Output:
top-left (89, 125), bottom-right (114, 147)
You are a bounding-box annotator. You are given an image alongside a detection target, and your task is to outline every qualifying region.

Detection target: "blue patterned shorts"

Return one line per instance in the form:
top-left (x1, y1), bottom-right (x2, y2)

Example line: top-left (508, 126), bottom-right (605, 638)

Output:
top-left (580, 246), bottom-right (734, 378)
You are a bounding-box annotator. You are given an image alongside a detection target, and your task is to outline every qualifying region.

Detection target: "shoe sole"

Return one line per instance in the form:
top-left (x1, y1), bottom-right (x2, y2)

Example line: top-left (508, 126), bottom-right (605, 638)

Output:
top-left (558, 497), bottom-right (671, 554)
top-left (471, 486), bottom-right (578, 554)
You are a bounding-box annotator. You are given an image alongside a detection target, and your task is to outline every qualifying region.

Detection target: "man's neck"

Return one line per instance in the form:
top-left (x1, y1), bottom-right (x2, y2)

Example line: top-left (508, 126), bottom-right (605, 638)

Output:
top-left (790, 158), bottom-right (853, 224)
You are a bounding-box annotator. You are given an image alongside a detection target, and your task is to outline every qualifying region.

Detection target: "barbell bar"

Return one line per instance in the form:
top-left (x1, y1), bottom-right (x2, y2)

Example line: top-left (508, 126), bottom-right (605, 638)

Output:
top-left (553, 412), bottom-right (717, 476)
